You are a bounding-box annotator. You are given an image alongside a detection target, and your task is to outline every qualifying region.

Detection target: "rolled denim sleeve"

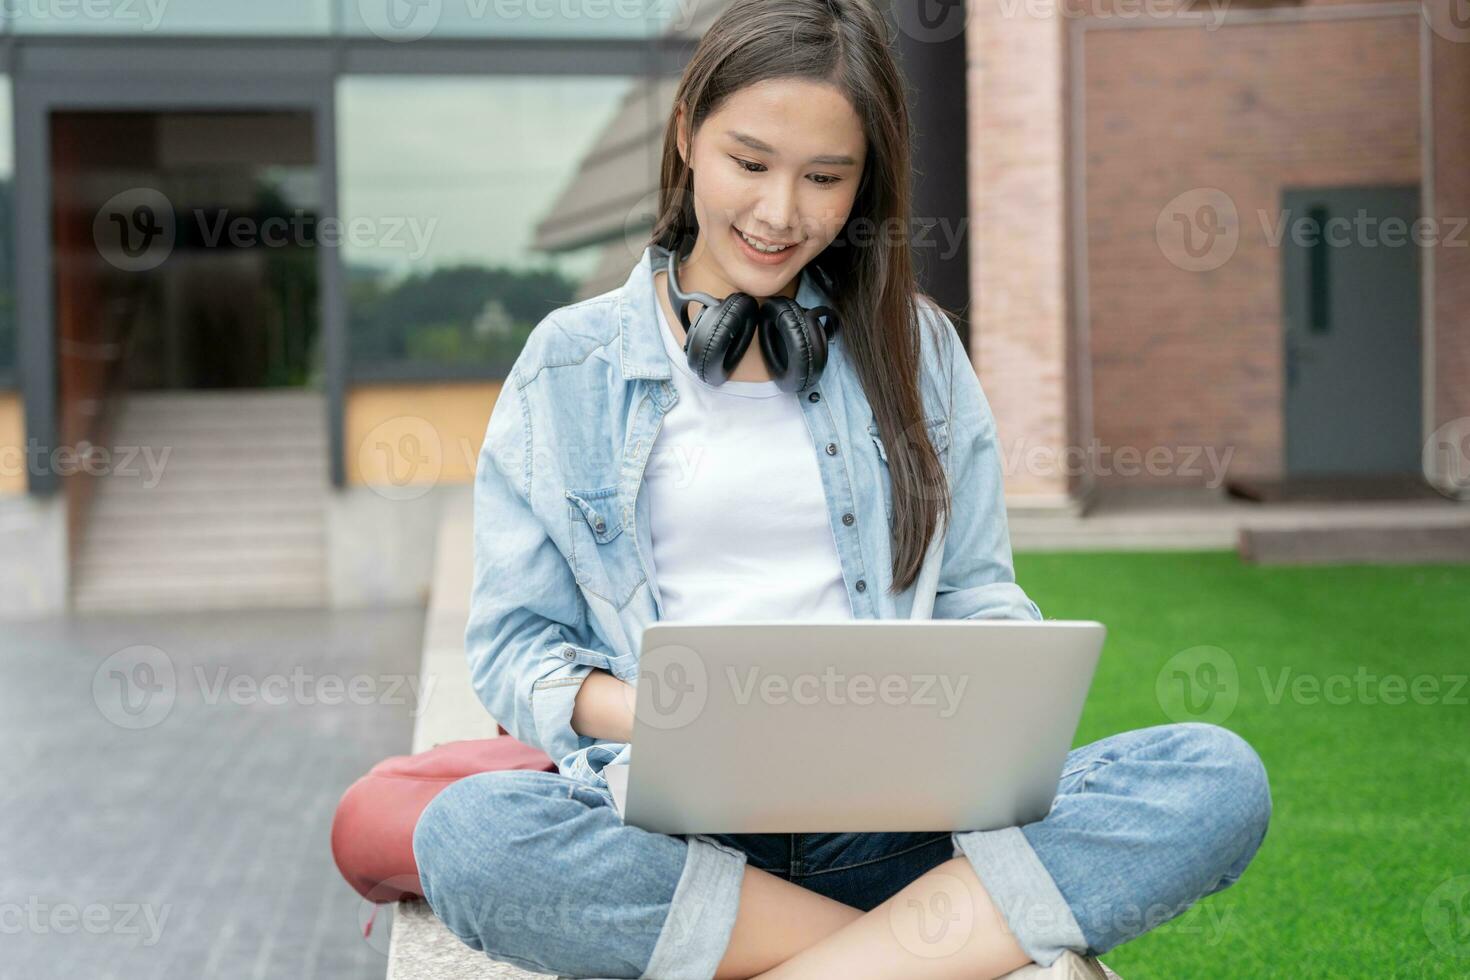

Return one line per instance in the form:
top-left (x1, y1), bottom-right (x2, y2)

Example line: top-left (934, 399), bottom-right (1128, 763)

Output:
top-left (923, 305), bottom-right (1044, 623)
top-left (464, 363), bottom-right (620, 769)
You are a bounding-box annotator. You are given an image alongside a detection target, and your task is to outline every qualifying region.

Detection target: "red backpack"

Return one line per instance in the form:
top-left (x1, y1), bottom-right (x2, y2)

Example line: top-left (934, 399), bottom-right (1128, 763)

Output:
top-left (330, 727), bottom-right (555, 935)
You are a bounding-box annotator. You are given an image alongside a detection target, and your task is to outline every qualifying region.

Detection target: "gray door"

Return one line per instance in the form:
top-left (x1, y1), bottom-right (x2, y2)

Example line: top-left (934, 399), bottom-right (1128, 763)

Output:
top-left (1282, 185), bottom-right (1422, 475)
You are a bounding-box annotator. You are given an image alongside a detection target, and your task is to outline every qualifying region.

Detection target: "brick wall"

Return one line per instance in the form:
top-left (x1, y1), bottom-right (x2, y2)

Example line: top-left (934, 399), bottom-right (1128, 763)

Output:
top-left (966, 8), bottom-right (1076, 505)
top-left (1081, 14), bottom-right (1422, 486)
top-left (1431, 25), bottom-right (1470, 446)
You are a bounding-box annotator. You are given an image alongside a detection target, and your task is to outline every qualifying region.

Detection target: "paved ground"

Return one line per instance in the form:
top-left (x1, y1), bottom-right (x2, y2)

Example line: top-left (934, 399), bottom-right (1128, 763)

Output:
top-left (1, 606), bottom-right (424, 980)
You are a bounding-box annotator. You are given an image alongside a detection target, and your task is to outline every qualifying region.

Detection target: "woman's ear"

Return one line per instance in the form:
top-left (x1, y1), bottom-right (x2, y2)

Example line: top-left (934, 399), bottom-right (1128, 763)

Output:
top-left (675, 104), bottom-right (691, 169)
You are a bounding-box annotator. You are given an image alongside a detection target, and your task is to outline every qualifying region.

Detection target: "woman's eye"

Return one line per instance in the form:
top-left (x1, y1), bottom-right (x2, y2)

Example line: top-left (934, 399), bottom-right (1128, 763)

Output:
top-left (731, 157), bottom-right (840, 187)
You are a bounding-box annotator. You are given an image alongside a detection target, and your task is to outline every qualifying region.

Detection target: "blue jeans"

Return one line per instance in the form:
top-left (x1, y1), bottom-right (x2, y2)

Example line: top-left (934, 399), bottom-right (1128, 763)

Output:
top-left (412, 722), bottom-right (1271, 979)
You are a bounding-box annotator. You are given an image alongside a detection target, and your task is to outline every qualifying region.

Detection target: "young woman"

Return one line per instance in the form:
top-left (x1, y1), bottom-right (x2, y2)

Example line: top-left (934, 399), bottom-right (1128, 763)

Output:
top-left (412, 1), bottom-right (1272, 978)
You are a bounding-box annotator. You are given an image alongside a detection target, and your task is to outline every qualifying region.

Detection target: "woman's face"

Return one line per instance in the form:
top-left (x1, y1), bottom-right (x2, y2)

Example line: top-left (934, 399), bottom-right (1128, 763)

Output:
top-left (677, 77), bottom-right (866, 300)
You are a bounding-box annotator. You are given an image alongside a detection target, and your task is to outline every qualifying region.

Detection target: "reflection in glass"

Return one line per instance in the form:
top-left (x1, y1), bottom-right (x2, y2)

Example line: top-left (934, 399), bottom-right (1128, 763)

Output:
top-left (338, 75), bottom-right (655, 376)
top-left (0, 78), bottom-right (12, 381)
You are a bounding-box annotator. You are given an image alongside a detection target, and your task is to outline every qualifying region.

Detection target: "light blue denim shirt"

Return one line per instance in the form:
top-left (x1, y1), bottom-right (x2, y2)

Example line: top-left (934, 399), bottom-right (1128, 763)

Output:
top-left (465, 243), bottom-right (1042, 788)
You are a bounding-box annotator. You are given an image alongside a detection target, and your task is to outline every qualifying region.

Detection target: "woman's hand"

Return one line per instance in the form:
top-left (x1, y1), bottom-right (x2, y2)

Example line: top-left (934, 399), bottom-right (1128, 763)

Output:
top-left (570, 667), bottom-right (638, 743)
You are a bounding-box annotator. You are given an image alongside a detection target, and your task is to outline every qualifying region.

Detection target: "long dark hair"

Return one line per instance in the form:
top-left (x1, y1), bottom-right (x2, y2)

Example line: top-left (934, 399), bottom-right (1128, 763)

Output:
top-left (648, 0), bottom-right (954, 594)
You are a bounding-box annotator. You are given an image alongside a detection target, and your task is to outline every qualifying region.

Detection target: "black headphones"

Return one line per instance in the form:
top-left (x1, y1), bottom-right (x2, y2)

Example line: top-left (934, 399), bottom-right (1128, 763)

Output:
top-left (659, 239), bottom-right (840, 393)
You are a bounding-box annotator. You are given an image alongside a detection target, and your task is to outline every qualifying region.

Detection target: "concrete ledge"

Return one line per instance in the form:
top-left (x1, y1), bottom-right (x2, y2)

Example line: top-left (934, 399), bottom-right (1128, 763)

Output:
top-left (0, 493), bottom-right (67, 619)
top-left (1239, 524), bottom-right (1470, 564)
top-left (389, 901), bottom-right (549, 980)
top-left (386, 484), bottom-right (550, 980)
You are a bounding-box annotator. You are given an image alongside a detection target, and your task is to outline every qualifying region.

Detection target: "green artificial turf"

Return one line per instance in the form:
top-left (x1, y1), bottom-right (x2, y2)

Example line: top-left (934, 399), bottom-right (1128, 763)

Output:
top-left (1011, 551), bottom-right (1470, 979)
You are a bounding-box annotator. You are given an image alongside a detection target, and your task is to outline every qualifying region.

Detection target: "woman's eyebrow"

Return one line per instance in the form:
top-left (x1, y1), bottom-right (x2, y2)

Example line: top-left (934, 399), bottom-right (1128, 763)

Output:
top-left (726, 130), bottom-right (858, 166)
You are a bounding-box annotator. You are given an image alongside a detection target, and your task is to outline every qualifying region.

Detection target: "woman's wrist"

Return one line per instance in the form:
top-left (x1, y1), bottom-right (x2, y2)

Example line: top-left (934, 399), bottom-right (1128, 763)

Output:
top-left (570, 667), bottom-right (637, 743)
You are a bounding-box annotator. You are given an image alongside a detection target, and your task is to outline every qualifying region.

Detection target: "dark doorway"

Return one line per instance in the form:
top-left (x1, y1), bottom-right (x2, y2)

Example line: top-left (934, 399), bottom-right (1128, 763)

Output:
top-left (1281, 185), bottom-right (1422, 476)
top-left (51, 109), bottom-right (321, 394)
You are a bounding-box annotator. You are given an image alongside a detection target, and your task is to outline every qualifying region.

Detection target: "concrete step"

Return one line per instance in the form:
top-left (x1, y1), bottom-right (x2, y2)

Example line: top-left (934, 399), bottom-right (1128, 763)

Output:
top-left (72, 578), bottom-right (329, 613)
top-left (82, 517), bottom-right (326, 546)
top-left (75, 543), bottom-right (326, 574)
top-left (97, 470), bottom-right (328, 494)
top-left (73, 390), bottom-right (330, 612)
top-left (1238, 524), bottom-right (1470, 564)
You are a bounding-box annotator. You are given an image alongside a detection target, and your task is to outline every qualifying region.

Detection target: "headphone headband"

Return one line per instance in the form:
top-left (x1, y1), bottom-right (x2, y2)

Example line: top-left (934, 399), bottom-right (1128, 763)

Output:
top-left (652, 238), bottom-right (839, 393)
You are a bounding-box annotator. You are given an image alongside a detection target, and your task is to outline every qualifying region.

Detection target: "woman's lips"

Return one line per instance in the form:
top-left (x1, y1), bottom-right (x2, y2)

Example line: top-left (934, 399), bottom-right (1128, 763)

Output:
top-left (731, 225), bottom-right (799, 266)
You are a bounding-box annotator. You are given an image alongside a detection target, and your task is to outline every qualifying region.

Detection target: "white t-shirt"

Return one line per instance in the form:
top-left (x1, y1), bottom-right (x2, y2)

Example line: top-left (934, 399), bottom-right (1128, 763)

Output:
top-left (644, 291), bottom-right (854, 623)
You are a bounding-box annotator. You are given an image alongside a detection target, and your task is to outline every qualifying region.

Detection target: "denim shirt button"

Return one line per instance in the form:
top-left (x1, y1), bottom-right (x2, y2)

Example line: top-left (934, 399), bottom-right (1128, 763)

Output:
top-left (842, 512), bottom-right (855, 526)
top-left (562, 646), bottom-right (575, 660)
top-left (855, 579), bottom-right (867, 592)
top-left (808, 391), bottom-right (820, 402)
top-left (825, 442), bottom-right (838, 455)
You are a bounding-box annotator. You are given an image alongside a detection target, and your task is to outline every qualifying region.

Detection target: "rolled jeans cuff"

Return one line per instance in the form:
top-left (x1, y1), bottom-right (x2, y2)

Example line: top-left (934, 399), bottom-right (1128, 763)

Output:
top-left (640, 834), bottom-right (748, 980)
top-left (951, 826), bottom-right (1090, 967)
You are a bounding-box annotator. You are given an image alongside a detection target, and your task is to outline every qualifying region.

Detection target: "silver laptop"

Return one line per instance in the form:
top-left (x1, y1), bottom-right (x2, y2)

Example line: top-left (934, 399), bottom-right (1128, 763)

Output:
top-left (601, 619), bottom-right (1104, 834)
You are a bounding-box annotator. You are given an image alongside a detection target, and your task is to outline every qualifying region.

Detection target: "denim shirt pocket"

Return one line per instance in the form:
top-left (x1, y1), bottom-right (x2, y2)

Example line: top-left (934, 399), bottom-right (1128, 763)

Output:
top-left (868, 416), bottom-right (951, 462)
top-left (565, 484), bottom-right (647, 610)
top-left (867, 417), bottom-right (951, 522)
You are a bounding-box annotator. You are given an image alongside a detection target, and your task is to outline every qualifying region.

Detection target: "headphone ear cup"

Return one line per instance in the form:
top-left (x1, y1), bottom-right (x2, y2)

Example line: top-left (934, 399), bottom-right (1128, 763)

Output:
top-left (759, 296), bottom-right (829, 393)
top-left (686, 293), bottom-right (761, 386)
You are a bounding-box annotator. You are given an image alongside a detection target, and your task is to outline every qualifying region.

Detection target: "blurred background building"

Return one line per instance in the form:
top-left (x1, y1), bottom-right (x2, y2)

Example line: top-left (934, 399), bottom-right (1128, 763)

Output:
top-left (0, 0), bottom-right (1465, 618)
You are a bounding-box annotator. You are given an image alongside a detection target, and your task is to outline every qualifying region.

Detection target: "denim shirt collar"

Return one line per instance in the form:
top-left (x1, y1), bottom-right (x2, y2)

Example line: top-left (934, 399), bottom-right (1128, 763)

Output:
top-left (618, 242), bottom-right (835, 382)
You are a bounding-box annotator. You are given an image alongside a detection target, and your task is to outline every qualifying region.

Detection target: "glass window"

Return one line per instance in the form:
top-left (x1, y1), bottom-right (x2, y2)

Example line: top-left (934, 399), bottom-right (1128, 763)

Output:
top-left (0, 77), bottom-right (13, 383)
top-left (11, 0), bottom-right (331, 35)
top-left (338, 75), bottom-right (659, 377)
